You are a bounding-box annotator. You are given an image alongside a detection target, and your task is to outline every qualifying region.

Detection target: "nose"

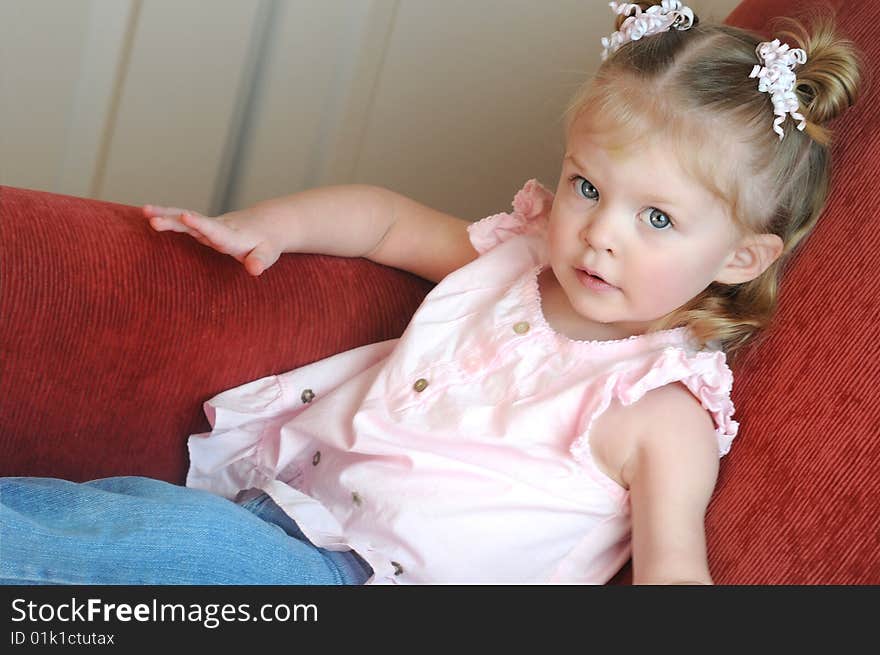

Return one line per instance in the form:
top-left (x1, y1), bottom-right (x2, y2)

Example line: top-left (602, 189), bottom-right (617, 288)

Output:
top-left (580, 207), bottom-right (617, 254)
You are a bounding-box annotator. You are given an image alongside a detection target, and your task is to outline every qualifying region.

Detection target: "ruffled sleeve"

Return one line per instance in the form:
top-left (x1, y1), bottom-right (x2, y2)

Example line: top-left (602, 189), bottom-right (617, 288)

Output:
top-left (466, 179), bottom-right (555, 255)
top-left (570, 346), bottom-right (739, 462)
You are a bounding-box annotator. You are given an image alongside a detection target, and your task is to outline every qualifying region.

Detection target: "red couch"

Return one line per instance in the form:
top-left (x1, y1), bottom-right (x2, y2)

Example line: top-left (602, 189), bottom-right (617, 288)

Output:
top-left (1, 0), bottom-right (877, 584)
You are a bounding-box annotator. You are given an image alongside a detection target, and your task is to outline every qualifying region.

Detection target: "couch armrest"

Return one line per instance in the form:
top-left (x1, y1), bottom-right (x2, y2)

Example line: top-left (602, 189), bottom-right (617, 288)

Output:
top-left (0, 186), bottom-right (433, 484)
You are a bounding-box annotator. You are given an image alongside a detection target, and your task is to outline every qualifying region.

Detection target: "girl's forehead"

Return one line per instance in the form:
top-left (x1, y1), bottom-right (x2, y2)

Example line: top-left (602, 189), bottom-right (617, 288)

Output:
top-left (566, 121), bottom-right (692, 187)
top-left (567, 108), bottom-right (666, 155)
top-left (566, 106), bottom-right (744, 215)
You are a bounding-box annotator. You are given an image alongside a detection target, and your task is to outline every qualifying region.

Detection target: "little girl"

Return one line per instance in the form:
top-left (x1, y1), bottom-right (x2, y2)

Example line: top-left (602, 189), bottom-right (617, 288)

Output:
top-left (1, 2), bottom-right (863, 584)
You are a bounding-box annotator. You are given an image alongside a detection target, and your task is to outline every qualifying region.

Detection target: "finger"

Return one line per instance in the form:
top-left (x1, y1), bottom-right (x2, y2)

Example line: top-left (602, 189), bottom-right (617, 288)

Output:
top-left (243, 251), bottom-right (266, 276)
top-left (243, 243), bottom-right (279, 276)
top-left (192, 234), bottom-right (213, 248)
top-left (143, 204), bottom-right (192, 217)
top-left (179, 213), bottom-right (242, 254)
top-left (143, 204), bottom-right (203, 219)
top-left (149, 217), bottom-right (216, 252)
top-left (148, 215), bottom-right (201, 237)
top-left (243, 256), bottom-right (263, 277)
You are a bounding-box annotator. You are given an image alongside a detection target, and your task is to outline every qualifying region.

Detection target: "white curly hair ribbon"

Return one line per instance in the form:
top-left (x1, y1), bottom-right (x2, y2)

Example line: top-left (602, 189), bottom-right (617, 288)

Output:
top-left (749, 39), bottom-right (808, 140)
top-left (600, 1), bottom-right (695, 61)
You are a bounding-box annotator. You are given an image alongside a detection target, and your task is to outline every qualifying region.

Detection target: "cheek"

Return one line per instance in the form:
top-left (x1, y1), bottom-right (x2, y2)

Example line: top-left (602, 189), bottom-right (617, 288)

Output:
top-left (629, 252), bottom-right (714, 307)
top-left (547, 209), bottom-right (580, 249)
top-left (546, 215), bottom-right (566, 255)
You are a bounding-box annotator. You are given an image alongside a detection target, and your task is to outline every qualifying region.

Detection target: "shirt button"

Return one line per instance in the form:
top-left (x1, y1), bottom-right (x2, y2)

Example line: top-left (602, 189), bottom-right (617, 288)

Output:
top-left (391, 561), bottom-right (404, 576)
top-left (351, 491), bottom-right (363, 506)
top-left (301, 388), bottom-right (315, 403)
top-left (513, 321), bottom-right (530, 334)
top-left (312, 451), bottom-right (321, 466)
top-left (413, 378), bottom-right (429, 392)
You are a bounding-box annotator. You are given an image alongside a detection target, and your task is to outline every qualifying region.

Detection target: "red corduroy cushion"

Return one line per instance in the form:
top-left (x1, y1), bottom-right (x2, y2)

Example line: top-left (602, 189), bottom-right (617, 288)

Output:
top-left (0, 186), bottom-right (433, 484)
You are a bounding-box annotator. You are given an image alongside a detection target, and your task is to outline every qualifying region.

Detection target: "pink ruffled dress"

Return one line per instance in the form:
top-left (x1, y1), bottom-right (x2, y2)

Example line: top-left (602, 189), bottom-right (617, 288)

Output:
top-left (186, 179), bottom-right (738, 584)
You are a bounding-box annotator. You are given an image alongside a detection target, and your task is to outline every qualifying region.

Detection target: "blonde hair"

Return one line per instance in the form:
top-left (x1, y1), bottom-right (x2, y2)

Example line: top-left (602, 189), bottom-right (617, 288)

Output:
top-left (564, 3), bottom-right (864, 364)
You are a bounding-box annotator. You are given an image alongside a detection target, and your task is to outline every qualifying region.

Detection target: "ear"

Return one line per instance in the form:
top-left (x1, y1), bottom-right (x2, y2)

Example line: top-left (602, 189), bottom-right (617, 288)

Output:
top-left (714, 233), bottom-right (784, 285)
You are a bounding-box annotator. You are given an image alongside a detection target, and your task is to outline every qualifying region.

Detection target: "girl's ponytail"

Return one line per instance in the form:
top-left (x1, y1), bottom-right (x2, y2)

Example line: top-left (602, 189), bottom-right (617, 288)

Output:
top-left (773, 11), bottom-right (864, 146)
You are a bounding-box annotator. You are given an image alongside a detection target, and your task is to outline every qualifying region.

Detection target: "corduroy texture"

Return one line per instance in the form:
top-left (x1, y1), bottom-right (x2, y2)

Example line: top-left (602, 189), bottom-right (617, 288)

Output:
top-left (0, 186), bottom-right (433, 484)
top-left (609, 0), bottom-right (879, 585)
top-left (1, 0), bottom-right (877, 585)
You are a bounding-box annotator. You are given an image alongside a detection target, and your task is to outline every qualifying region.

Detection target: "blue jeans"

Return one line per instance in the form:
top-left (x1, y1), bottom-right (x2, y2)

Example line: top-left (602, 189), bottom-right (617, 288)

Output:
top-left (0, 476), bottom-right (372, 585)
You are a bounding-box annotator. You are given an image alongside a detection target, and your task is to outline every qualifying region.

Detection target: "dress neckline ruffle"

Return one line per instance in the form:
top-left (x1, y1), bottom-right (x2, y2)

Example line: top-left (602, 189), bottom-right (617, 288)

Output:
top-left (523, 263), bottom-right (694, 350)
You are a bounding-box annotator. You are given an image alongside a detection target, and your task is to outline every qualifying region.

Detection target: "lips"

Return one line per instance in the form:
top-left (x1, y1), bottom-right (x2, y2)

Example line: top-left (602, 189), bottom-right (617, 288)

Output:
top-left (575, 268), bottom-right (615, 293)
top-left (580, 267), bottom-right (613, 287)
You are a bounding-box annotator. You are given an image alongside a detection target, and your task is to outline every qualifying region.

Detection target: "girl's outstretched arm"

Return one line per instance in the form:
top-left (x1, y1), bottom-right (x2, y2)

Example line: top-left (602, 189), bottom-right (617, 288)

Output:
top-left (144, 185), bottom-right (477, 283)
top-left (621, 382), bottom-right (721, 585)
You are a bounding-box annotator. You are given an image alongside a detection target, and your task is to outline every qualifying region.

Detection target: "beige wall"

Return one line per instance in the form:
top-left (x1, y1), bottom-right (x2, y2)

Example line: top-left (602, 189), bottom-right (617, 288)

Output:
top-left (0, 0), bottom-right (742, 220)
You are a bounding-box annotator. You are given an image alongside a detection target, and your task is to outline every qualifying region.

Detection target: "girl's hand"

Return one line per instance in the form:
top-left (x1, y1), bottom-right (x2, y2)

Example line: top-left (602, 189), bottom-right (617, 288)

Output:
top-left (143, 205), bottom-right (282, 276)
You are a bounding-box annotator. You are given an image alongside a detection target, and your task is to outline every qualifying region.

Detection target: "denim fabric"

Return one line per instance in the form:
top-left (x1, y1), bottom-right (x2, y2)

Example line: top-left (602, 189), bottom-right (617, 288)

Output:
top-left (0, 476), bottom-right (372, 585)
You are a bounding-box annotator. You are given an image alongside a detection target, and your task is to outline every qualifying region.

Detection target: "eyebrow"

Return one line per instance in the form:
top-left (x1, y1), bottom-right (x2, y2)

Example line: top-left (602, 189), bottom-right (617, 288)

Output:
top-left (564, 154), bottom-right (686, 212)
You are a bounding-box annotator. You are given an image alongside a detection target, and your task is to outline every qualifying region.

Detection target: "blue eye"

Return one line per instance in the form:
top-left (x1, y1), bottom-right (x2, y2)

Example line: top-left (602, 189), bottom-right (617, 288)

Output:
top-left (645, 208), bottom-right (672, 230)
top-left (569, 173), bottom-right (675, 230)
top-left (572, 175), bottom-right (598, 200)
